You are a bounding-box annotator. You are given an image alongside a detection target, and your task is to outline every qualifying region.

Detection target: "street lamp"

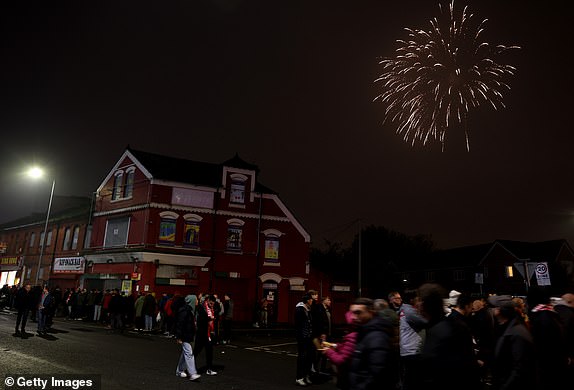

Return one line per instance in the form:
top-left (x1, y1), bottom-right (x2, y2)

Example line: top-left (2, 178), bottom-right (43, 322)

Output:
top-left (27, 167), bottom-right (55, 286)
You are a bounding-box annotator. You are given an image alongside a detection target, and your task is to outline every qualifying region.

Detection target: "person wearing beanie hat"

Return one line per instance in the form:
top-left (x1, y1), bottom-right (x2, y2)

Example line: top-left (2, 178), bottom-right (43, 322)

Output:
top-left (174, 294), bottom-right (200, 381)
top-left (444, 290), bottom-right (461, 314)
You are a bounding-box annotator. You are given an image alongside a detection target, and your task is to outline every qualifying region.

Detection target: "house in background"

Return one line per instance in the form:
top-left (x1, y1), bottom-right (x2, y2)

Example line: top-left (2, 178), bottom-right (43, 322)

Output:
top-left (82, 147), bottom-right (314, 324)
top-left (397, 239), bottom-right (574, 297)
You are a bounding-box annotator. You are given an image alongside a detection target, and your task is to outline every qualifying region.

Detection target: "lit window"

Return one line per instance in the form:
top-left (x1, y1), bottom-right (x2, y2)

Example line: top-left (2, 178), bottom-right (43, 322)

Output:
top-left (159, 219), bottom-right (177, 245)
top-left (124, 168), bottom-right (135, 198)
top-left (63, 228), bottom-right (72, 250)
top-left (112, 171), bottom-right (123, 200)
top-left (262, 229), bottom-right (283, 263)
top-left (230, 179), bottom-right (246, 204)
top-left (184, 221), bottom-right (200, 248)
top-left (71, 226), bottom-right (80, 250)
top-left (264, 236), bottom-right (280, 262)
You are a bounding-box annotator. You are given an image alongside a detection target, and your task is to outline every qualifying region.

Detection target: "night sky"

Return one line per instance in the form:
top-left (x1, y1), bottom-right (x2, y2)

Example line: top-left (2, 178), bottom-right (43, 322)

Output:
top-left (1, 0), bottom-right (573, 250)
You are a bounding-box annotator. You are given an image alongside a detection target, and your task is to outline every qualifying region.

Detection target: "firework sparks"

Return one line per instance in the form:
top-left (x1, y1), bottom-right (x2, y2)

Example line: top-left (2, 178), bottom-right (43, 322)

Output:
top-left (374, 1), bottom-right (520, 151)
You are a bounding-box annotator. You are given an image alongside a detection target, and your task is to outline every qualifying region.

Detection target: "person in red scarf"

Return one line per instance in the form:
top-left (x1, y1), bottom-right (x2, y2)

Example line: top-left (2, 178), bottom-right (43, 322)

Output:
top-left (194, 294), bottom-right (218, 375)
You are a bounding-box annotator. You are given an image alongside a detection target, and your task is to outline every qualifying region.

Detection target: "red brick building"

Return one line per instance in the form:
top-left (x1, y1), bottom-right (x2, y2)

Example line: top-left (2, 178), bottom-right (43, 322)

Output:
top-left (82, 147), bottom-right (313, 324)
top-left (0, 197), bottom-right (92, 289)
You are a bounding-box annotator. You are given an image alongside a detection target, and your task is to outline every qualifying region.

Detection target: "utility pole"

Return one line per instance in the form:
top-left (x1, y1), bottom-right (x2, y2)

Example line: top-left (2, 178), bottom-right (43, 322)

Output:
top-left (358, 219), bottom-right (362, 297)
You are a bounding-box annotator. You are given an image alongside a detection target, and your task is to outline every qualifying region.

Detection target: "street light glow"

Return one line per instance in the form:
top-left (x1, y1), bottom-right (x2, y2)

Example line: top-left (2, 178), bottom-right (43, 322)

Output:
top-left (25, 165), bottom-right (55, 286)
top-left (28, 166), bottom-right (44, 179)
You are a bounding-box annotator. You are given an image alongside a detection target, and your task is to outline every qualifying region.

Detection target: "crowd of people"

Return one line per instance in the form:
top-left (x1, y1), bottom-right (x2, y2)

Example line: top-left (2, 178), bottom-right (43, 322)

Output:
top-left (1, 284), bottom-right (234, 346)
top-left (3, 281), bottom-right (574, 389)
top-left (294, 285), bottom-right (574, 390)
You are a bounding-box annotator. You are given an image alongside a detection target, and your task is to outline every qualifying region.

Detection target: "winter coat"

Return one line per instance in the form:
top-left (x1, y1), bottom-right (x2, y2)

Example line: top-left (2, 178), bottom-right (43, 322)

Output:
top-left (312, 302), bottom-right (331, 339)
top-left (174, 304), bottom-right (196, 343)
top-left (529, 304), bottom-right (569, 389)
top-left (134, 296), bottom-right (145, 317)
top-left (325, 331), bottom-right (357, 366)
top-left (14, 288), bottom-right (34, 311)
top-left (420, 310), bottom-right (481, 390)
top-left (491, 317), bottom-right (536, 390)
top-left (142, 294), bottom-right (156, 316)
top-left (223, 299), bottom-right (234, 320)
top-left (294, 302), bottom-right (312, 341)
top-left (325, 331), bottom-right (357, 390)
top-left (348, 315), bottom-right (398, 390)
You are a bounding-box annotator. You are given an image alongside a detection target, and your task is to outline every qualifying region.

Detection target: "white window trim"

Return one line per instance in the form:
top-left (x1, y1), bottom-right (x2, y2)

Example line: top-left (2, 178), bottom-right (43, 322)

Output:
top-left (227, 218), bottom-right (245, 226)
top-left (111, 170), bottom-right (124, 201)
top-left (262, 228), bottom-right (284, 237)
top-left (183, 214), bottom-right (203, 222)
top-left (159, 211), bottom-right (180, 220)
top-left (123, 167), bottom-right (136, 199)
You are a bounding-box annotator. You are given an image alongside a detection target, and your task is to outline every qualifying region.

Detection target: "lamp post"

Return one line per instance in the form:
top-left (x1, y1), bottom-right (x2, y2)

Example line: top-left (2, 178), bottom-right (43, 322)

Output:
top-left (28, 167), bottom-right (55, 286)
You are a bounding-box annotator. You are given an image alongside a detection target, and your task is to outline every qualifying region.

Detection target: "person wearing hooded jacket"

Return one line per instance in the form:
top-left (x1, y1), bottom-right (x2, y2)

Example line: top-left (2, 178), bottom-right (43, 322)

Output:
top-left (174, 294), bottom-right (200, 381)
top-left (348, 297), bottom-right (399, 390)
top-left (295, 293), bottom-right (314, 386)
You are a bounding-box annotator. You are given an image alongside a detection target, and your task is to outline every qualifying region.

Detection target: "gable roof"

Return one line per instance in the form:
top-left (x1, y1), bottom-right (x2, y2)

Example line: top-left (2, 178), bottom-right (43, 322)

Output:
top-left (423, 239), bottom-right (572, 270)
top-left (495, 239), bottom-right (571, 263)
top-left (129, 148), bottom-right (222, 188)
top-left (99, 147), bottom-right (275, 194)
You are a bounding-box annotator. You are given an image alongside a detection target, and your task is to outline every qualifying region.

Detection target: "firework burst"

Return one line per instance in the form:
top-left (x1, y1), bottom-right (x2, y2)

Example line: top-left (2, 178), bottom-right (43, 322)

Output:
top-left (374, 0), bottom-right (520, 151)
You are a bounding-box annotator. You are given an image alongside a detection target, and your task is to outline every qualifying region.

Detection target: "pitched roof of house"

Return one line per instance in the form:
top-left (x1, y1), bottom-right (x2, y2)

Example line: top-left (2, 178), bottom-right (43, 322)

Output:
top-left (127, 147), bottom-right (275, 193)
top-left (417, 239), bottom-right (572, 270)
top-left (495, 239), bottom-right (571, 263)
top-left (0, 196), bottom-right (92, 230)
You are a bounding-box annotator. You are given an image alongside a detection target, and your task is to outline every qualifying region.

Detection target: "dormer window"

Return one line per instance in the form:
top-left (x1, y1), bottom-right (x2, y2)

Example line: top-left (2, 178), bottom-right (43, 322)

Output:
top-left (230, 180), bottom-right (245, 204)
top-left (229, 174), bottom-right (247, 205)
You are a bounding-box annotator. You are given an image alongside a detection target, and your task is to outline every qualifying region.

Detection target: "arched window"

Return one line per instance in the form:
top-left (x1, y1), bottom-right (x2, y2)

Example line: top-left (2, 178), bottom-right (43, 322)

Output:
top-left (226, 218), bottom-right (245, 252)
top-left (124, 168), bottom-right (135, 198)
top-left (159, 211), bottom-right (179, 245)
top-left (229, 174), bottom-right (247, 205)
top-left (112, 171), bottom-right (124, 200)
top-left (62, 227), bottom-right (72, 250)
top-left (263, 229), bottom-right (284, 263)
top-left (183, 214), bottom-right (202, 248)
top-left (71, 226), bottom-right (80, 250)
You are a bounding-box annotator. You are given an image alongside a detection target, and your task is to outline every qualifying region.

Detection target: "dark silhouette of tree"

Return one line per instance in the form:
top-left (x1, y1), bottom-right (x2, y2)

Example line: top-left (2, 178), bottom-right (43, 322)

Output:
top-left (310, 225), bottom-right (434, 297)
